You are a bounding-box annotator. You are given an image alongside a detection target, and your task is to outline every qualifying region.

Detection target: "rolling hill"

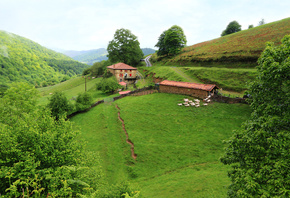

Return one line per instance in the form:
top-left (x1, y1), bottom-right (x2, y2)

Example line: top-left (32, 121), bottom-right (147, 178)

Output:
top-left (151, 17), bottom-right (290, 67)
top-left (0, 30), bottom-right (90, 88)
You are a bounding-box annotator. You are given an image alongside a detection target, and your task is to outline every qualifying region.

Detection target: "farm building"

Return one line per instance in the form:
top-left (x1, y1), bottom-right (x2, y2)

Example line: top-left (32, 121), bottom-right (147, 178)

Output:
top-left (159, 80), bottom-right (219, 99)
top-left (107, 63), bottom-right (137, 84)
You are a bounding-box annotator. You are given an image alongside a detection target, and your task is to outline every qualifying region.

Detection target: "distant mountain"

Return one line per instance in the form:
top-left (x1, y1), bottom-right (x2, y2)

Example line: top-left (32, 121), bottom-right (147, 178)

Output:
top-left (142, 48), bottom-right (156, 56)
top-left (0, 30), bottom-right (90, 88)
top-left (59, 48), bottom-right (156, 65)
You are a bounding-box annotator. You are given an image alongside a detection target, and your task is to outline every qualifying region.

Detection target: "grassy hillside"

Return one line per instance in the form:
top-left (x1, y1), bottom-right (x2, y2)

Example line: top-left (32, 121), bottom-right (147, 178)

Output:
top-left (142, 66), bottom-right (257, 93)
top-left (70, 93), bottom-right (252, 197)
top-left (0, 30), bottom-right (90, 87)
top-left (151, 17), bottom-right (290, 67)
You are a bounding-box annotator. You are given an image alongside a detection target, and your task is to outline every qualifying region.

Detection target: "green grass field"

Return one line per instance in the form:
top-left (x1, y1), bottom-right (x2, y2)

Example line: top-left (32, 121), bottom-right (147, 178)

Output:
top-left (36, 76), bottom-right (117, 105)
top-left (70, 93), bottom-right (252, 197)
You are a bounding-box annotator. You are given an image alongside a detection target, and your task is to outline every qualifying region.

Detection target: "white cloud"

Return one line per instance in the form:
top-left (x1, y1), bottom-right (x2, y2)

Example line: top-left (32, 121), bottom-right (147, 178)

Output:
top-left (0, 0), bottom-right (289, 50)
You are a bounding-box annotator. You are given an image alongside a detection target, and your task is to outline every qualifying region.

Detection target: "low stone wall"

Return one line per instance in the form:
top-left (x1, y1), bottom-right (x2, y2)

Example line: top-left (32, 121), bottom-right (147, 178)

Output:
top-left (212, 95), bottom-right (247, 104)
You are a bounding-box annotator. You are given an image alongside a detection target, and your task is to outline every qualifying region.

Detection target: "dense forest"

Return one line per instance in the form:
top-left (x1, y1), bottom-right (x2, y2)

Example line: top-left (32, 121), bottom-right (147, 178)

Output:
top-left (0, 30), bottom-right (90, 88)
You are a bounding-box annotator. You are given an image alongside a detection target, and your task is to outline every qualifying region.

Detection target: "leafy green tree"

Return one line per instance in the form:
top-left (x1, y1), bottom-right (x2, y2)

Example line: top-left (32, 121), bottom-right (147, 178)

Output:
top-left (221, 21), bottom-right (242, 36)
top-left (96, 77), bottom-right (122, 94)
top-left (155, 25), bottom-right (187, 56)
top-left (107, 28), bottom-right (144, 66)
top-left (75, 92), bottom-right (93, 111)
top-left (248, 24), bottom-right (254, 29)
top-left (47, 91), bottom-right (73, 120)
top-left (0, 83), bottom-right (85, 197)
top-left (220, 35), bottom-right (290, 197)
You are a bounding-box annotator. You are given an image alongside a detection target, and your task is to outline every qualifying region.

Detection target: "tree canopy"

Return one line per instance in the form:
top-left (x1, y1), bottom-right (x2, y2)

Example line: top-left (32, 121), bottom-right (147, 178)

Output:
top-left (155, 25), bottom-right (187, 56)
top-left (221, 21), bottom-right (242, 36)
top-left (107, 28), bottom-right (143, 66)
top-left (220, 35), bottom-right (290, 197)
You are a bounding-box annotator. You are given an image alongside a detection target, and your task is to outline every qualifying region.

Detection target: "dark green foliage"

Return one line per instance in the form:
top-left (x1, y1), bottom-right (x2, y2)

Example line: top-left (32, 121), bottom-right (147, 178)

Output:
top-left (155, 25), bottom-right (187, 56)
top-left (0, 30), bottom-right (89, 87)
top-left (248, 24), bottom-right (254, 29)
top-left (0, 83), bottom-right (84, 196)
top-left (47, 91), bottom-right (73, 120)
top-left (221, 35), bottom-right (290, 197)
top-left (107, 28), bottom-right (144, 66)
top-left (82, 60), bottom-right (112, 77)
top-left (96, 77), bottom-right (122, 94)
top-left (0, 84), bottom-right (9, 97)
top-left (75, 92), bottom-right (93, 111)
top-left (221, 21), bottom-right (242, 36)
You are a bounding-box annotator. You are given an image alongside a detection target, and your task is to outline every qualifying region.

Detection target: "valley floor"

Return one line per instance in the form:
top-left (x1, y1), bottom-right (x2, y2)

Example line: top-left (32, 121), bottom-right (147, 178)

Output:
top-left (70, 93), bottom-right (251, 197)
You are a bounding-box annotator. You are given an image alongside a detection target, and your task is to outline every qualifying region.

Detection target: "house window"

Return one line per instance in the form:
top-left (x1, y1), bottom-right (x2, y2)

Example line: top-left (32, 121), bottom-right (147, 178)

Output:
top-left (129, 74), bottom-right (132, 77)
top-left (119, 74), bottom-right (123, 77)
top-left (120, 70), bottom-right (122, 72)
top-left (130, 70), bottom-right (132, 72)
top-left (125, 70), bottom-right (127, 72)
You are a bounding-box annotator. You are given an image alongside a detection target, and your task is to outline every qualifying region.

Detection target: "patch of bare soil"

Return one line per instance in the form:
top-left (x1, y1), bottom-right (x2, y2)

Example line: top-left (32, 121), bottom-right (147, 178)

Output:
top-left (116, 105), bottom-right (137, 160)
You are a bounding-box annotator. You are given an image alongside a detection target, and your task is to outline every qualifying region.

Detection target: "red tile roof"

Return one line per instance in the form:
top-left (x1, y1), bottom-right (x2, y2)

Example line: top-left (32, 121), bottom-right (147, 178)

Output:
top-left (119, 82), bottom-right (127, 86)
top-left (159, 80), bottom-right (219, 91)
top-left (107, 63), bottom-right (137, 70)
top-left (119, 91), bottom-right (131, 95)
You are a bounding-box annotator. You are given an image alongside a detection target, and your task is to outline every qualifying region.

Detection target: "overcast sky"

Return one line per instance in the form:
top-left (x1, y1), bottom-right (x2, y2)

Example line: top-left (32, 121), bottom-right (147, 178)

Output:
top-left (0, 0), bottom-right (289, 51)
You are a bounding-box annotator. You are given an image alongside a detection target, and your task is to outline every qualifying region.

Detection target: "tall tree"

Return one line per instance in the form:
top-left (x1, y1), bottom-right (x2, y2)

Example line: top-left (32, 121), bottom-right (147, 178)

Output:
top-left (107, 28), bottom-right (143, 66)
top-left (220, 35), bottom-right (290, 197)
top-left (221, 21), bottom-right (242, 36)
top-left (155, 25), bottom-right (187, 56)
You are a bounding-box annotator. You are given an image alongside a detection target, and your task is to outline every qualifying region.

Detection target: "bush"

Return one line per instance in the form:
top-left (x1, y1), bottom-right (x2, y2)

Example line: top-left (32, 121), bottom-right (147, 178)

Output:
top-left (75, 92), bottom-right (93, 111)
top-left (96, 77), bottom-right (122, 94)
top-left (47, 91), bottom-right (73, 120)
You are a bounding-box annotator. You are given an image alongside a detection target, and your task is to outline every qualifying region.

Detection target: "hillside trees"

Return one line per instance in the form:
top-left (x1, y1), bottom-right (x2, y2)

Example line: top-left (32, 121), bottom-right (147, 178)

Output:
top-left (221, 21), bottom-right (242, 36)
top-left (107, 28), bottom-right (144, 66)
top-left (220, 35), bottom-right (290, 197)
top-left (0, 30), bottom-right (89, 87)
top-left (0, 83), bottom-right (84, 196)
top-left (155, 25), bottom-right (187, 56)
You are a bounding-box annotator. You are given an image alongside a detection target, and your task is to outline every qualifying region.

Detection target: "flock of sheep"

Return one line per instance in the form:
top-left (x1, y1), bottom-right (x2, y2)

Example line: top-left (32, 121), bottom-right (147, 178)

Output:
top-left (178, 95), bottom-right (212, 107)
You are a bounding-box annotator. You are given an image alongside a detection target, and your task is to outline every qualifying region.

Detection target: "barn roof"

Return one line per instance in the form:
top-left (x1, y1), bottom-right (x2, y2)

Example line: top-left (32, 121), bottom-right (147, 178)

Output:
top-left (159, 80), bottom-right (219, 92)
top-left (107, 63), bottom-right (137, 70)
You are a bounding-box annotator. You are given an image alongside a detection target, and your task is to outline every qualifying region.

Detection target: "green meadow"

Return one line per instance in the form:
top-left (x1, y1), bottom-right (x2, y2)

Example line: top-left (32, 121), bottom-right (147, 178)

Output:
top-left (70, 93), bottom-right (251, 197)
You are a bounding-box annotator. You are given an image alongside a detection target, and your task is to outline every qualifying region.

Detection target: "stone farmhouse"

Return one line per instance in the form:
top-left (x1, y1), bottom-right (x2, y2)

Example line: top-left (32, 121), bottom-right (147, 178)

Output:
top-left (107, 63), bottom-right (137, 84)
top-left (159, 80), bottom-right (219, 99)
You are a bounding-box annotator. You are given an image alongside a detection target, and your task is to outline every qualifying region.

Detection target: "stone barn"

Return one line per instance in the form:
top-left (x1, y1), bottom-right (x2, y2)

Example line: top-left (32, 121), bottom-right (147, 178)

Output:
top-left (159, 80), bottom-right (219, 99)
top-left (107, 63), bottom-right (137, 84)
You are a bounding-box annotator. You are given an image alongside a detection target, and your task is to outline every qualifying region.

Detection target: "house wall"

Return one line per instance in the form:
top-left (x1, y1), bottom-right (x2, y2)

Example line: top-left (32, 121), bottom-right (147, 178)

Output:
top-left (108, 69), bottom-right (137, 84)
top-left (159, 85), bottom-right (209, 99)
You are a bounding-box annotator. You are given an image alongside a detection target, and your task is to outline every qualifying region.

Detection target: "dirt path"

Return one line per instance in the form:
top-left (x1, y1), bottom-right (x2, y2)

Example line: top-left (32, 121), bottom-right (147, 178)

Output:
top-left (116, 105), bottom-right (137, 160)
top-left (171, 67), bottom-right (200, 83)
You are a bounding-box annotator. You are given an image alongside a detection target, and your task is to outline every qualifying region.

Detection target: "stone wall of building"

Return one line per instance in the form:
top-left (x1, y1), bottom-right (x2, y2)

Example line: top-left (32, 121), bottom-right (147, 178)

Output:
top-left (159, 85), bottom-right (209, 99)
top-left (108, 69), bottom-right (137, 84)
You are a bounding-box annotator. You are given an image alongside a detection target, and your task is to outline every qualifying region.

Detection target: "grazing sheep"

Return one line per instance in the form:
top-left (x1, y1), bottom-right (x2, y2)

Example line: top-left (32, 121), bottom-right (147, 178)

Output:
top-left (178, 103), bottom-right (183, 106)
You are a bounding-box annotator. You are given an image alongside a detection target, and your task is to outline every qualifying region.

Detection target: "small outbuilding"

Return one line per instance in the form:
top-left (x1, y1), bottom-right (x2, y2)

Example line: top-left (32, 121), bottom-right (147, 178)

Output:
top-left (159, 80), bottom-right (219, 99)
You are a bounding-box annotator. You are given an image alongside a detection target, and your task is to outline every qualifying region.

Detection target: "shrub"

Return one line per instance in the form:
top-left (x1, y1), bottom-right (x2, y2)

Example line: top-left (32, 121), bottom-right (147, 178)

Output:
top-left (75, 92), bottom-right (93, 111)
top-left (96, 77), bottom-right (122, 94)
top-left (47, 91), bottom-right (73, 120)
